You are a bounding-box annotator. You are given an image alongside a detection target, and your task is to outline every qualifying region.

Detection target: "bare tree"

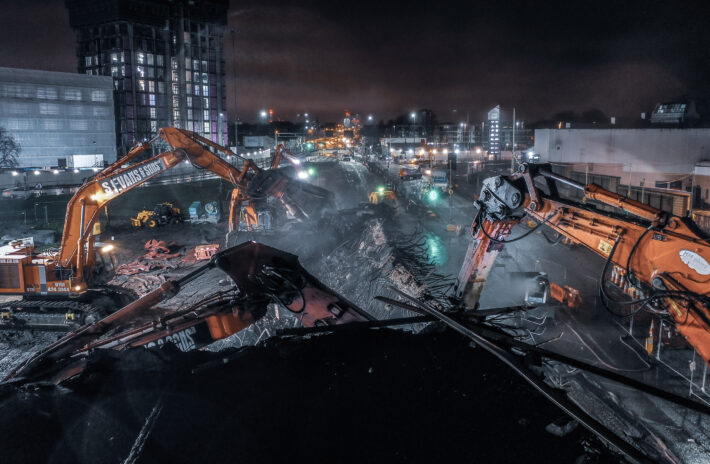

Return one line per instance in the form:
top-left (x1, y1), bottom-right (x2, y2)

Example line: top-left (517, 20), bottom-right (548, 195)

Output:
top-left (0, 127), bottom-right (21, 168)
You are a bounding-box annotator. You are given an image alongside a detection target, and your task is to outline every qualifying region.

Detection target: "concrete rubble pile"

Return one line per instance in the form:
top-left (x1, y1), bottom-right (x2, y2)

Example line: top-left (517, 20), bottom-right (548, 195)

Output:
top-left (316, 218), bottom-right (454, 321)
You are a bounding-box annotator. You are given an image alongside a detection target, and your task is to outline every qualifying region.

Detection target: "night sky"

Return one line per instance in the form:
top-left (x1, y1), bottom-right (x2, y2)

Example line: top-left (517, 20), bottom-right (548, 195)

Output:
top-left (0, 0), bottom-right (709, 123)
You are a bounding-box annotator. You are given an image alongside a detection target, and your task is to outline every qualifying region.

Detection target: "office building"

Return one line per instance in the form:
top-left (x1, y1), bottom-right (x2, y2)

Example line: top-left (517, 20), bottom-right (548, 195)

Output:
top-left (0, 66), bottom-right (116, 167)
top-left (486, 105), bottom-right (501, 159)
top-left (66, 0), bottom-right (229, 155)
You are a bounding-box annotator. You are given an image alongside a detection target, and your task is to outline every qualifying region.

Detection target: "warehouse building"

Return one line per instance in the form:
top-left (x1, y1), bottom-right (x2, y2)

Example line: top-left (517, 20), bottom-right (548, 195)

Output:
top-left (534, 128), bottom-right (710, 215)
top-left (0, 66), bottom-right (116, 168)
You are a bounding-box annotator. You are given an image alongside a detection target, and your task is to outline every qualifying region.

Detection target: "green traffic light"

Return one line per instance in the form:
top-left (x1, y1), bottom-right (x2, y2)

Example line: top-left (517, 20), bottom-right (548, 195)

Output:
top-left (307, 167), bottom-right (316, 176)
top-left (377, 186), bottom-right (385, 194)
top-left (428, 189), bottom-right (439, 202)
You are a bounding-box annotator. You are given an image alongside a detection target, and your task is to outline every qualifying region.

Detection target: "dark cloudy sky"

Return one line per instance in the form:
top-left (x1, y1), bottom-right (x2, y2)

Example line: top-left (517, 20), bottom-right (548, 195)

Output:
top-left (1, 0), bottom-right (709, 123)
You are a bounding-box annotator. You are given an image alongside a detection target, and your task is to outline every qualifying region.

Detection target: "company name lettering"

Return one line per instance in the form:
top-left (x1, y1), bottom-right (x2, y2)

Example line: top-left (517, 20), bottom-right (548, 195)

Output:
top-left (100, 160), bottom-right (165, 195)
top-left (144, 326), bottom-right (197, 352)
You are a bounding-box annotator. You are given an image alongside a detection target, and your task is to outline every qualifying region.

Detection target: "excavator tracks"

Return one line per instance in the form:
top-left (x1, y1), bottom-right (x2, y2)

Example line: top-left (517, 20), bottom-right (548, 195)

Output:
top-left (0, 299), bottom-right (101, 331)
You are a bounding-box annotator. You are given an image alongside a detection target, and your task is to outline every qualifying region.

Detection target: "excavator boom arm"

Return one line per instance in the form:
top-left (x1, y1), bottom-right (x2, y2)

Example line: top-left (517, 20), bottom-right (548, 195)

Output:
top-left (456, 164), bottom-right (710, 365)
top-left (58, 128), bottom-right (262, 281)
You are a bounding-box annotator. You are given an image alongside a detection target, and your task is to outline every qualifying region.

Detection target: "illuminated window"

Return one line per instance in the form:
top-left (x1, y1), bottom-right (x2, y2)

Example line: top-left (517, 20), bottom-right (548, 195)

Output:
top-left (150, 107), bottom-right (157, 119)
top-left (136, 52), bottom-right (145, 64)
top-left (147, 53), bottom-right (153, 65)
top-left (193, 60), bottom-right (199, 71)
top-left (171, 58), bottom-right (178, 70)
top-left (148, 81), bottom-right (155, 93)
top-left (203, 85), bottom-right (208, 96)
top-left (111, 66), bottom-right (119, 77)
top-left (202, 73), bottom-right (208, 84)
top-left (39, 103), bottom-right (59, 115)
top-left (70, 120), bottom-right (88, 131)
top-left (187, 109), bottom-right (193, 120)
top-left (137, 66), bottom-right (145, 78)
top-left (110, 53), bottom-right (119, 63)
top-left (172, 83), bottom-right (179, 94)
top-left (203, 97), bottom-right (209, 108)
top-left (85, 56), bottom-right (92, 67)
top-left (186, 84), bottom-right (192, 94)
top-left (42, 119), bottom-right (61, 130)
top-left (203, 122), bottom-right (210, 133)
top-left (186, 96), bottom-right (192, 107)
top-left (172, 70), bottom-right (179, 82)
top-left (186, 71), bottom-right (191, 82)
top-left (203, 110), bottom-right (209, 120)
top-left (194, 85), bottom-right (200, 96)
top-left (37, 87), bottom-right (58, 99)
top-left (150, 120), bottom-right (157, 133)
top-left (149, 94), bottom-right (156, 106)
top-left (138, 80), bottom-right (146, 91)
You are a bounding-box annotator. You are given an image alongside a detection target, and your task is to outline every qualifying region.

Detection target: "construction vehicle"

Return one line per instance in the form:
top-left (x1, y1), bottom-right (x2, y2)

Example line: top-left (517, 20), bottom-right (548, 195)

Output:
top-left (6, 241), bottom-right (374, 383)
top-left (130, 202), bottom-right (183, 228)
top-left (0, 128), bottom-right (332, 329)
top-left (455, 163), bottom-right (710, 366)
top-left (369, 187), bottom-right (398, 212)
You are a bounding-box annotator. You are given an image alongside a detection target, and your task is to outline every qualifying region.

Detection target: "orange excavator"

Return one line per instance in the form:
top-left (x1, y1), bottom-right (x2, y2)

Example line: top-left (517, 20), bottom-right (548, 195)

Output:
top-left (6, 241), bottom-right (374, 383)
top-left (0, 128), bottom-right (331, 329)
top-left (455, 163), bottom-right (710, 366)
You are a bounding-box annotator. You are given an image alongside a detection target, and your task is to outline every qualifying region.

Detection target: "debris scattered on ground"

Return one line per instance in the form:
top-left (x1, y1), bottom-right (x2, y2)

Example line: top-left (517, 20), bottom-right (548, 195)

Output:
top-left (143, 239), bottom-right (180, 260)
